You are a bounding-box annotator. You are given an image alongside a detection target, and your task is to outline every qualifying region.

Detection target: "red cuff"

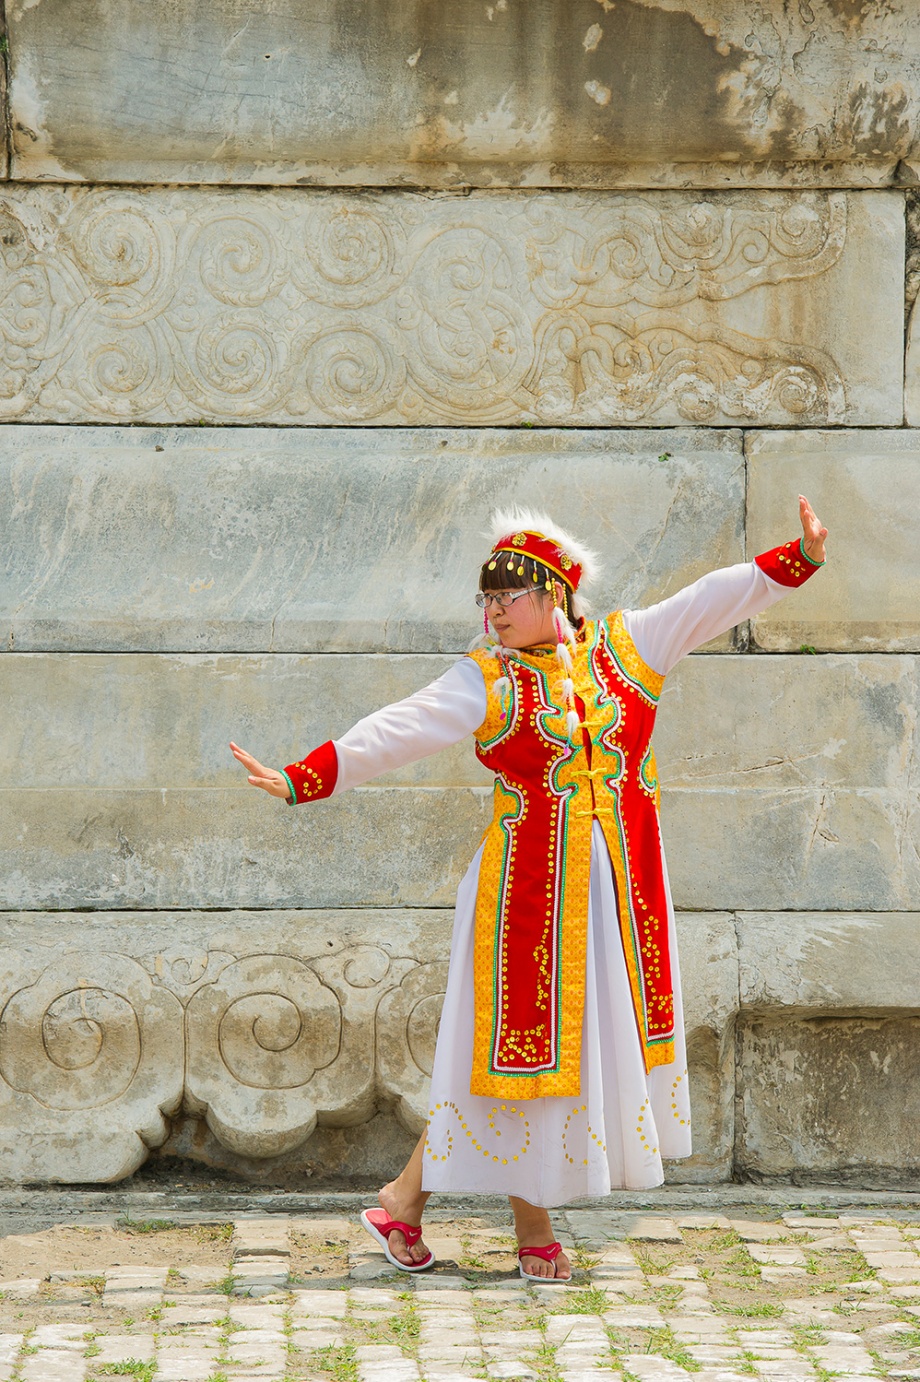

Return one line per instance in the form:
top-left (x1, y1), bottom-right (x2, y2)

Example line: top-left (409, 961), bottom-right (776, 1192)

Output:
top-left (282, 740), bottom-right (338, 804)
top-left (754, 538), bottom-right (824, 588)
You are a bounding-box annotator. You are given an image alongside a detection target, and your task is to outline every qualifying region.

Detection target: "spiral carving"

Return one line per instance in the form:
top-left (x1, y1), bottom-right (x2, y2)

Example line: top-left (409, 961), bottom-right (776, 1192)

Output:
top-left (1, 985), bottom-right (138, 1109)
top-left (68, 199), bottom-right (165, 290)
top-left (183, 953), bottom-right (347, 1155)
top-left (193, 315), bottom-right (280, 404)
top-left (0, 209), bottom-right (53, 414)
top-left (0, 186), bottom-right (862, 426)
top-left (0, 952), bottom-right (180, 1116)
top-left (769, 365), bottom-right (824, 418)
top-left (194, 215), bottom-right (281, 307)
top-left (299, 326), bottom-right (404, 421)
top-left (73, 323), bottom-right (173, 417)
top-left (190, 955), bottom-right (340, 1090)
top-left (296, 203), bottom-right (404, 306)
top-left (64, 197), bottom-right (177, 329)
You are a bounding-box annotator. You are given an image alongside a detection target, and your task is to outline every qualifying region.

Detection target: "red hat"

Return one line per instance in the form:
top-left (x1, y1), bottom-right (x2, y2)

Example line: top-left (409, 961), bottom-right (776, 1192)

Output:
top-left (489, 528), bottom-right (583, 590)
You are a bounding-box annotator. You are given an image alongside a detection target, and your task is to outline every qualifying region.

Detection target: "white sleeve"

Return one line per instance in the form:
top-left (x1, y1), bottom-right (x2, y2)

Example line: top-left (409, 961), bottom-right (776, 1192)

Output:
top-left (621, 562), bottom-right (789, 676)
top-left (332, 657), bottom-right (488, 794)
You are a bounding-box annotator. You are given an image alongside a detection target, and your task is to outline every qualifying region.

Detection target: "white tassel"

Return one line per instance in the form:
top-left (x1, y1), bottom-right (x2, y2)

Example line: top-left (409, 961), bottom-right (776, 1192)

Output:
top-left (493, 675), bottom-right (511, 700)
top-left (556, 641), bottom-right (573, 673)
top-left (566, 709), bottom-right (581, 738)
top-left (562, 677), bottom-right (574, 701)
top-left (552, 605), bottom-right (577, 647)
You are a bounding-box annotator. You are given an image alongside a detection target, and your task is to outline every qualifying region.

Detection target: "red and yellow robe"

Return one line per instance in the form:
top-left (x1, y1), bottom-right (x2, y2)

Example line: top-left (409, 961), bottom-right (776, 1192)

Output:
top-left (283, 538), bottom-right (823, 1106)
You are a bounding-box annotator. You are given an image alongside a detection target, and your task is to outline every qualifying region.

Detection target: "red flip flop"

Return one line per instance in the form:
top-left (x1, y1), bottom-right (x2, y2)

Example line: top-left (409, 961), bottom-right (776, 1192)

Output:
top-left (518, 1241), bottom-right (569, 1281)
top-left (360, 1207), bottom-right (435, 1272)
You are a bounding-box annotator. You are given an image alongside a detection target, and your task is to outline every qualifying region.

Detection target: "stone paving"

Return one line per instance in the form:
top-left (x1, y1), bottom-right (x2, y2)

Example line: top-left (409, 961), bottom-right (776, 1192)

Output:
top-left (1, 1206), bottom-right (920, 1381)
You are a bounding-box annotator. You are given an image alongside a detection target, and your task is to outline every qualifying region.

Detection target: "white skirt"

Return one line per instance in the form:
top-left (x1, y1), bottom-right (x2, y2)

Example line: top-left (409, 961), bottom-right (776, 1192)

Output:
top-left (421, 820), bottom-right (692, 1207)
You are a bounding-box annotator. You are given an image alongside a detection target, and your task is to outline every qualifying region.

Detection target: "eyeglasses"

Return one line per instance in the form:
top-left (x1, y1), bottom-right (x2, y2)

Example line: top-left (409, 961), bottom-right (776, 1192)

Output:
top-left (475, 589), bottom-right (535, 610)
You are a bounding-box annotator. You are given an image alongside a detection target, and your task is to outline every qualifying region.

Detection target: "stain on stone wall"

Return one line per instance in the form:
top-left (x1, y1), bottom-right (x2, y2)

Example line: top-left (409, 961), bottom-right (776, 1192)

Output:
top-left (5, 0), bottom-right (920, 185)
top-left (736, 1016), bottom-right (920, 1187)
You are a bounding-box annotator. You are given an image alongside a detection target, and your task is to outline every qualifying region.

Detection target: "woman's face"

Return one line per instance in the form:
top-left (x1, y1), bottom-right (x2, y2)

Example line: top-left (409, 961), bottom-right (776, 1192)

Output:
top-left (486, 586), bottom-right (558, 649)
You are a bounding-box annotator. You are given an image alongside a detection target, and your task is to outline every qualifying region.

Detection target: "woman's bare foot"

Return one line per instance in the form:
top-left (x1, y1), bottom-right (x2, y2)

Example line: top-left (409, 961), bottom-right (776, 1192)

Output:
top-left (510, 1196), bottom-right (572, 1280)
top-left (378, 1179), bottom-right (431, 1267)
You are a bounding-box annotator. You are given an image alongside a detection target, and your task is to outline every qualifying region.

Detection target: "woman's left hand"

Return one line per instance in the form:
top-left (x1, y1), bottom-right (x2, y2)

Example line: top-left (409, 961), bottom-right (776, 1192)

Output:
top-left (799, 494), bottom-right (828, 564)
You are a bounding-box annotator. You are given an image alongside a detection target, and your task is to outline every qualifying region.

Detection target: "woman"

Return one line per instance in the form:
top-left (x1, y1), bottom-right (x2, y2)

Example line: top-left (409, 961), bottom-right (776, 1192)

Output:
top-left (231, 495), bottom-right (827, 1281)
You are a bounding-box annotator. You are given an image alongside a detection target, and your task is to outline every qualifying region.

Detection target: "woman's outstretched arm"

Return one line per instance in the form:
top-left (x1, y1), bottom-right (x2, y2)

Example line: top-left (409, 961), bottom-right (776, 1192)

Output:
top-left (231, 657), bottom-right (487, 805)
top-left (623, 495), bottom-right (828, 676)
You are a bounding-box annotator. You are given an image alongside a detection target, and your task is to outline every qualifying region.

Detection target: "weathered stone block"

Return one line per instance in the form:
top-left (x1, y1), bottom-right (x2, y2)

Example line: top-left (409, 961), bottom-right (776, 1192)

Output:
top-left (7, 0), bottom-right (920, 187)
top-left (0, 187), bottom-right (903, 426)
top-left (1, 425), bottom-right (743, 652)
top-left (0, 910), bottom-right (450, 1180)
top-left (657, 654), bottom-right (920, 912)
top-left (0, 787), bottom-right (491, 909)
top-left (0, 653), bottom-right (485, 789)
top-left (736, 913), bottom-right (920, 1015)
top-left (736, 1016), bottom-right (920, 1185)
top-left (747, 431), bottom-right (920, 651)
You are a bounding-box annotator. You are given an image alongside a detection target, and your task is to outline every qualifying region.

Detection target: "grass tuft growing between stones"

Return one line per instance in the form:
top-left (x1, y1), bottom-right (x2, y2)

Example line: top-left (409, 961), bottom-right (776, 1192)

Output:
top-left (92, 1363), bottom-right (156, 1379)
top-left (719, 1300), bottom-right (784, 1318)
top-left (524, 1339), bottom-right (563, 1382)
top-left (644, 1281), bottom-right (684, 1308)
top-left (643, 1325), bottom-right (701, 1371)
top-left (311, 1341), bottom-right (359, 1382)
top-left (76, 1275), bottom-right (106, 1296)
top-left (792, 1322), bottom-right (828, 1350)
top-left (115, 1216), bottom-right (178, 1234)
top-left (547, 1284), bottom-right (610, 1315)
top-left (346, 1291), bottom-right (421, 1354)
top-left (633, 1244), bottom-right (677, 1275)
top-left (192, 1221), bottom-right (234, 1244)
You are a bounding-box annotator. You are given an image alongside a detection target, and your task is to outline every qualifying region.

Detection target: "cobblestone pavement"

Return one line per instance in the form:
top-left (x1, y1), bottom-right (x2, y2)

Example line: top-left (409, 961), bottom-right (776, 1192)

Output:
top-left (2, 1202), bottom-right (920, 1382)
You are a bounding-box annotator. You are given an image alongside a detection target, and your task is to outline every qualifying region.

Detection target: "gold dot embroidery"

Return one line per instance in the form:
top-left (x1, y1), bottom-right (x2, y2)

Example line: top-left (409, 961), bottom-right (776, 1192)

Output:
top-left (424, 1101), bottom-right (530, 1164)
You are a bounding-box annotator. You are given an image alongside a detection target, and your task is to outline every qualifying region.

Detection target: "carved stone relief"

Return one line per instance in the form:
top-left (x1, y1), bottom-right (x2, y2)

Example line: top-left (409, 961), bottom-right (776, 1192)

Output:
top-left (1, 910), bottom-right (916, 1185)
top-left (0, 950), bottom-right (184, 1183)
top-left (0, 187), bottom-right (903, 427)
top-left (0, 930), bottom-right (447, 1181)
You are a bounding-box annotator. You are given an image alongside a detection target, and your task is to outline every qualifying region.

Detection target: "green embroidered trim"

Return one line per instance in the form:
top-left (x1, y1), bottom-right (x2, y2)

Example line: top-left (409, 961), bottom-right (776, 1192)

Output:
top-left (280, 769), bottom-right (297, 805)
top-left (639, 746), bottom-right (659, 797)
top-left (799, 537), bottom-right (825, 568)
top-left (602, 618), bottom-right (661, 706)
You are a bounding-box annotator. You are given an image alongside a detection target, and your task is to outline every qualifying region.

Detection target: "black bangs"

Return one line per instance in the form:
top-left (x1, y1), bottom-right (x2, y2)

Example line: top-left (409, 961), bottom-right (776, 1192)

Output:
top-left (479, 552), bottom-right (545, 592)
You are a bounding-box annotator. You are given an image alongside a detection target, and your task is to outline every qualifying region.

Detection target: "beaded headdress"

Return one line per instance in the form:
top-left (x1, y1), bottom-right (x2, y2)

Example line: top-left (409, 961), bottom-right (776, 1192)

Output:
top-left (482, 509), bottom-right (601, 741)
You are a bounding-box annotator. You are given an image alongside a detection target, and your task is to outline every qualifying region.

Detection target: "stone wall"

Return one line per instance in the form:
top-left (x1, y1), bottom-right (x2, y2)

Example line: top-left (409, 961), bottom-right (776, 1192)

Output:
top-left (2, 0), bottom-right (919, 1188)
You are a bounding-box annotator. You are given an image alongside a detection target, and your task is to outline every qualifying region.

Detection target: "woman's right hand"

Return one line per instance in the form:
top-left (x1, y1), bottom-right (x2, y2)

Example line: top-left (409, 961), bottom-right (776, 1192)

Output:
top-left (229, 742), bottom-right (292, 799)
